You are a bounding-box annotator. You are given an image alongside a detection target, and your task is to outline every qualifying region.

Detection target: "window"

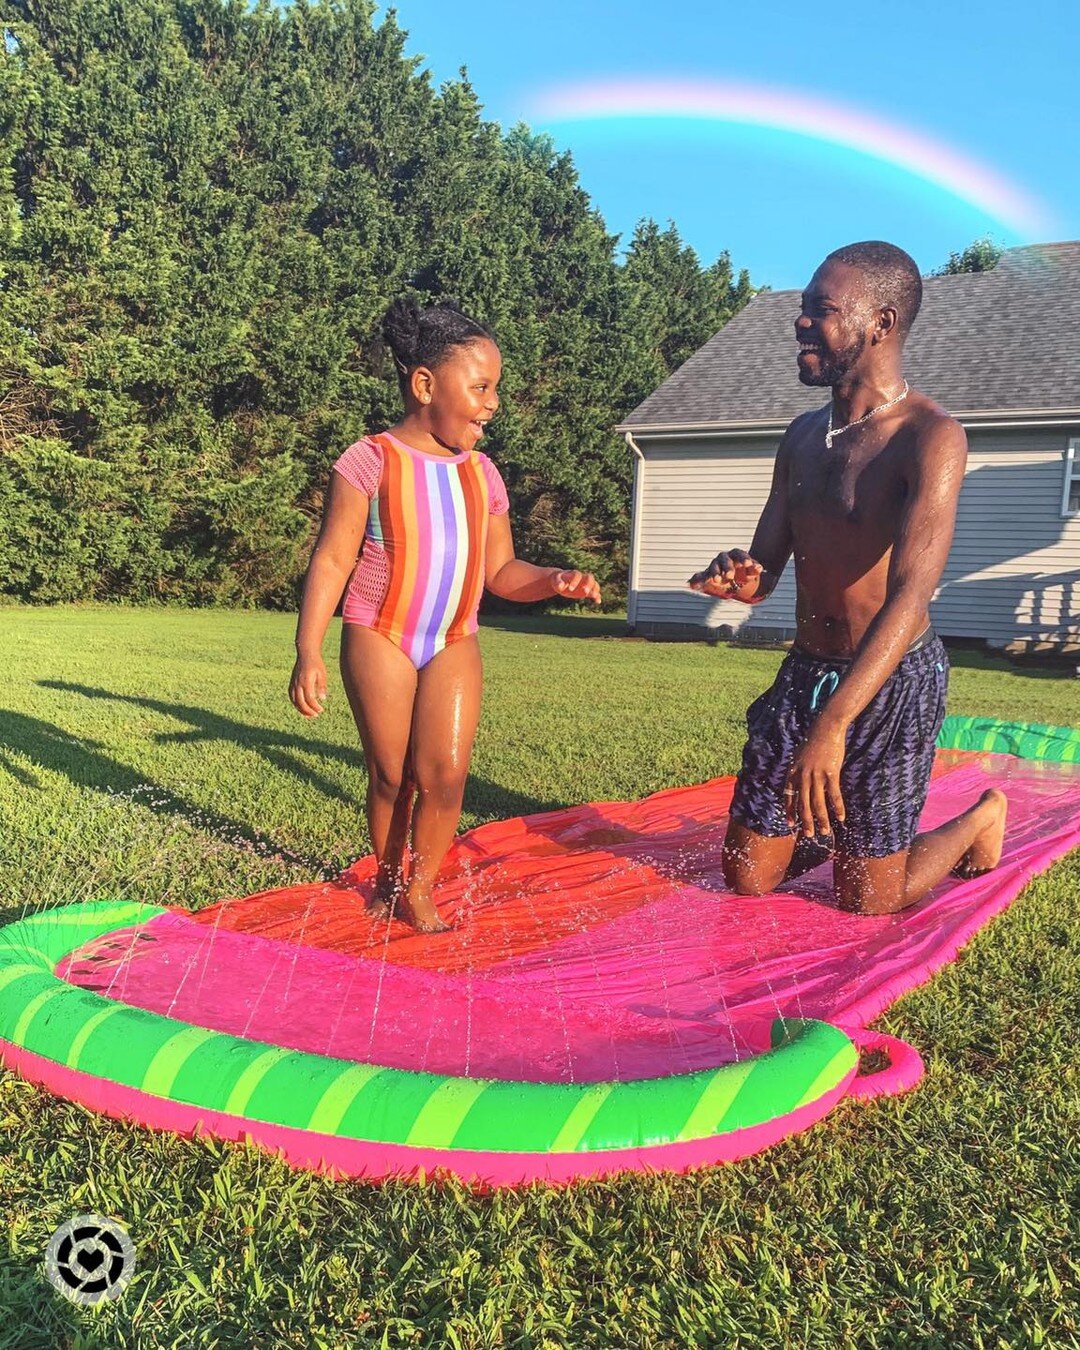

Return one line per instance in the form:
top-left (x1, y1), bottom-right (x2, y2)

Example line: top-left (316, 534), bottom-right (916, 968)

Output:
top-left (1063, 438), bottom-right (1080, 518)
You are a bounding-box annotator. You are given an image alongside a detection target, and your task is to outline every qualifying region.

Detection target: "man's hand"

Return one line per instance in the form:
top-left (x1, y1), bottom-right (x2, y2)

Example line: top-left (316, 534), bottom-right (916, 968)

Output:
top-left (551, 569), bottom-right (602, 604)
top-left (785, 717), bottom-right (847, 838)
top-left (688, 549), bottom-right (764, 602)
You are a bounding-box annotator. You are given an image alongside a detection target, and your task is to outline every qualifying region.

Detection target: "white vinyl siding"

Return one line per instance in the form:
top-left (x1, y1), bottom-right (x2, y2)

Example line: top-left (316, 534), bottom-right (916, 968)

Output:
top-left (633, 437), bottom-right (796, 636)
top-left (934, 430), bottom-right (1080, 645)
top-left (631, 426), bottom-right (1080, 647)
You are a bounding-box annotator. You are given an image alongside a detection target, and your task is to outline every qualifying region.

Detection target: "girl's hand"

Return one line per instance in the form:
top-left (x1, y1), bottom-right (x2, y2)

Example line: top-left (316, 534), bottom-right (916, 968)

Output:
top-left (551, 569), bottom-right (602, 605)
top-left (290, 654), bottom-right (328, 718)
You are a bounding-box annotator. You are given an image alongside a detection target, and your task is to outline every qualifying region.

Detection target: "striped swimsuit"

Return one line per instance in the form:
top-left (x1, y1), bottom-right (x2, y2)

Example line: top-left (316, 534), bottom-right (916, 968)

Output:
top-left (333, 432), bottom-right (510, 669)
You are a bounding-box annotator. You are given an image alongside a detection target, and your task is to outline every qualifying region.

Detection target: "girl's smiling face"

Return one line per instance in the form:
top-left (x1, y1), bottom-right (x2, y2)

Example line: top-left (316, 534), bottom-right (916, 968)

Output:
top-left (417, 338), bottom-right (502, 452)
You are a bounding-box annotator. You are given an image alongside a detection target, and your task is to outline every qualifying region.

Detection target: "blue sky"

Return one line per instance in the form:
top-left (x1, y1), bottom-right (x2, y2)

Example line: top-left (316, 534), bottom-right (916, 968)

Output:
top-left (377, 0), bottom-right (1079, 290)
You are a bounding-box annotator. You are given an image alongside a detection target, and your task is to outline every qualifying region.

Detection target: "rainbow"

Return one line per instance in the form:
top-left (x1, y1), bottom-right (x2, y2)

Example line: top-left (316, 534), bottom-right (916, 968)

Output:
top-left (527, 79), bottom-right (1054, 239)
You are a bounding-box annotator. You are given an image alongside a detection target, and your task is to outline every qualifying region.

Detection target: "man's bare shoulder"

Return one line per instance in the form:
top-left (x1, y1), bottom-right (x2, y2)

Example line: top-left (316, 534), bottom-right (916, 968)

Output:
top-left (905, 390), bottom-right (967, 446)
top-left (902, 391), bottom-right (968, 470)
top-left (782, 406), bottom-right (828, 444)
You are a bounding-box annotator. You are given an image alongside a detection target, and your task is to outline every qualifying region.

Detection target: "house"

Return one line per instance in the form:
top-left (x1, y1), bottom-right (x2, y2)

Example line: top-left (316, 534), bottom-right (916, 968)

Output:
top-left (618, 242), bottom-right (1080, 651)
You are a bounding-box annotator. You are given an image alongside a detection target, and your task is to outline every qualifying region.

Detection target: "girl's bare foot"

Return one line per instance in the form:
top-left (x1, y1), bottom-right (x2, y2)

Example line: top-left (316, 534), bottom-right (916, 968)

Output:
top-left (397, 892), bottom-right (452, 934)
top-left (366, 868), bottom-right (403, 919)
top-left (953, 789), bottom-right (1009, 879)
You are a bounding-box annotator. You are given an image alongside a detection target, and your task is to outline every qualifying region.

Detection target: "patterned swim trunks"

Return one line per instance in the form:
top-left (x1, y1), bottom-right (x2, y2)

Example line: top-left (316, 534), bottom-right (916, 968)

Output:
top-left (729, 632), bottom-right (949, 858)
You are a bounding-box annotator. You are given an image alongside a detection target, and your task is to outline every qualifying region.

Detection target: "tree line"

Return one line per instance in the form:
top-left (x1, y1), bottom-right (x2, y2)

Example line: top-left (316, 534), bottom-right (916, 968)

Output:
top-left (0, 0), bottom-right (755, 606)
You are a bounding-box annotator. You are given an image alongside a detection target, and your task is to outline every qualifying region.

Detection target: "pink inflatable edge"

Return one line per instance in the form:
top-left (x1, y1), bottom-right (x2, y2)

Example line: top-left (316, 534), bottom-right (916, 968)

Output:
top-left (827, 831), bottom-right (1080, 1104)
top-left (840, 1029), bottom-right (925, 1099)
top-left (0, 1037), bottom-right (857, 1187)
top-left (838, 823), bottom-right (1080, 1032)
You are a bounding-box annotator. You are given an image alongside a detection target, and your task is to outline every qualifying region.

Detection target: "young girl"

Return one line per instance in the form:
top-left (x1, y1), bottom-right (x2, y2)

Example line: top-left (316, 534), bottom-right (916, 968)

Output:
top-left (289, 300), bottom-right (601, 932)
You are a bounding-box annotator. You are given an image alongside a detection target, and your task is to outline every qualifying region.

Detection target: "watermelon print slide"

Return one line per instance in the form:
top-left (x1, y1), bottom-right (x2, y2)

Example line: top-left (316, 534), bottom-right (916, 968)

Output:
top-left (0, 716), bottom-right (1077, 1187)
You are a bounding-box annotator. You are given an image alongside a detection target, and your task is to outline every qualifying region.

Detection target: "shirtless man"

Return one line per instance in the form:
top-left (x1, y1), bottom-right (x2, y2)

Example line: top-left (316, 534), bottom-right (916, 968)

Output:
top-left (690, 240), bottom-right (1007, 915)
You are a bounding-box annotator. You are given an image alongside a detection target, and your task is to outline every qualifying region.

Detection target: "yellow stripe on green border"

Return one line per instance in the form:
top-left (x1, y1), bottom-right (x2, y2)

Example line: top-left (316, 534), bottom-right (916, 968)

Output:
top-left (677, 1060), bottom-right (756, 1141)
top-left (937, 715), bottom-right (1080, 763)
top-left (795, 1045), bottom-right (858, 1109)
top-left (307, 1064), bottom-right (385, 1135)
top-left (224, 1047), bottom-right (294, 1117)
top-left (405, 1078), bottom-right (490, 1148)
top-left (67, 1006), bottom-right (127, 1070)
top-left (141, 1027), bottom-right (217, 1097)
top-left (11, 986), bottom-right (68, 1046)
top-left (0, 963), bottom-right (48, 994)
top-left (39, 904), bottom-right (148, 931)
top-left (549, 1083), bottom-right (615, 1153)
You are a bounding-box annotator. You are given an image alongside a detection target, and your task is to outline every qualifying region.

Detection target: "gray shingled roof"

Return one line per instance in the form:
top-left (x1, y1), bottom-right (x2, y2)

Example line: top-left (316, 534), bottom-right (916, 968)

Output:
top-left (620, 242), bottom-right (1080, 430)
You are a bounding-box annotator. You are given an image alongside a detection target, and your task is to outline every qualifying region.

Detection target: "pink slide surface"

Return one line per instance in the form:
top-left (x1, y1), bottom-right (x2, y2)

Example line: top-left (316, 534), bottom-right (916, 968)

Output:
top-left (59, 751), bottom-right (1080, 1100)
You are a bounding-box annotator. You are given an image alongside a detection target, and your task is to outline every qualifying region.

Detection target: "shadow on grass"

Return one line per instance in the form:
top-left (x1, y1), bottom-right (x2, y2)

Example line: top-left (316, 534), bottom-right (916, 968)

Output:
top-left (479, 611), bottom-right (630, 640)
top-left (941, 639), bottom-right (1078, 680)
top-left (27, 682), bottom-right (563, 844)
top-left (40, 680), bottom-right (369, 807)
top-left (0, 1262), bottom-right (87, 1350)
top-left (1, 705), bottom-right (333, 881)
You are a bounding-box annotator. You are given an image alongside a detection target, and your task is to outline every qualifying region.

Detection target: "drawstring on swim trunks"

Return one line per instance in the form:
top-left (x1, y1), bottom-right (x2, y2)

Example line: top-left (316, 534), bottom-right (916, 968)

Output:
top-left (809, 669), bottom-right (840, 713)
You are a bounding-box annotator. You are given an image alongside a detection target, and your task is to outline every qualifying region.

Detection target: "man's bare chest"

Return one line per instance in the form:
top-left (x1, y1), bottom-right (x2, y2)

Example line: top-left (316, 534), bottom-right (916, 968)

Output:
top-left (788, 441), bottom-right (906, 528)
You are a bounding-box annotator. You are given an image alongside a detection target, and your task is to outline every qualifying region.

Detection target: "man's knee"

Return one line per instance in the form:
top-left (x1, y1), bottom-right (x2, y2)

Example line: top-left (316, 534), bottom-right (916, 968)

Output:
top-left (722, 831), bottom-right (789, 897)
top-left (834, 852), bottom-right (906, 915)
top-left (836, 887), bottom-right (895, 916)
top-left (723, 863), bottom-right (775, 898)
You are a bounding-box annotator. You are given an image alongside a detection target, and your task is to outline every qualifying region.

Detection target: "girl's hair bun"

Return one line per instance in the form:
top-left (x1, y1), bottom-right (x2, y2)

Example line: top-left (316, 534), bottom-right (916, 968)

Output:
top-left (381, 297), bottom-right (494, 379)
top-left (381, 297), bottom-right (424, 371)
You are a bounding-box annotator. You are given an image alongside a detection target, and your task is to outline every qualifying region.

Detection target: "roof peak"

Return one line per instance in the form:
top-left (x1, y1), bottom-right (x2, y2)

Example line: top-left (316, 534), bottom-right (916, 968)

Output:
top-left (622, 239), bottom-right (1080, 427)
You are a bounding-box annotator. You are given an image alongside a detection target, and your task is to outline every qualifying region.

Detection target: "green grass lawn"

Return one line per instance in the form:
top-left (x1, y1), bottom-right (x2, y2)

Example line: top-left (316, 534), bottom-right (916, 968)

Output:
top-left (1, 605), bottom-right (1078, 1348)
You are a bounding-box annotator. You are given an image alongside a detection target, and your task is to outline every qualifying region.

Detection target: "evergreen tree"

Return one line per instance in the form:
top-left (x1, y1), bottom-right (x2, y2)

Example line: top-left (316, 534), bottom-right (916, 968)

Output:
top-left (0, 0), bottom-right (755, 605)
top-left (616, 219), bottom-right (755, 415)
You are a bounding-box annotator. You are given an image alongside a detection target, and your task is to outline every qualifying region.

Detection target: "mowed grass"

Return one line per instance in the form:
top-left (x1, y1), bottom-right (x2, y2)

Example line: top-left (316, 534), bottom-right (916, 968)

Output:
top-left (1, 604), bottom-right (1078, 1349)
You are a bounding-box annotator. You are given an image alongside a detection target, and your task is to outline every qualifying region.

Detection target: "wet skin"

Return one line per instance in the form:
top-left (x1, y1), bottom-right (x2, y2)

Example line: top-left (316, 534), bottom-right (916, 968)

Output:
top-left (691, 260), bottom-right (968, 664)
top-left (783, 389), bottom-right (951, 659)
top-left (289, 337), bottom-right (600, 932)
top-left (690, 257), bottom-right (1008, 912)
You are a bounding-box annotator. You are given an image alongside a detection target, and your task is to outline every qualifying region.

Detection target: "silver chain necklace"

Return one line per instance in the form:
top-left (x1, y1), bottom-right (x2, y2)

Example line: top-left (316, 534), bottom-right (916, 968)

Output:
top-left (825, 380), bottom-right (909, 449)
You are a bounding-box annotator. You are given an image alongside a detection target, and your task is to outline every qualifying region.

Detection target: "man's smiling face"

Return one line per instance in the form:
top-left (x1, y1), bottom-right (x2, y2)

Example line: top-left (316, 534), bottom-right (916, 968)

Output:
top-left (794, 259), bottom-right (874, 387)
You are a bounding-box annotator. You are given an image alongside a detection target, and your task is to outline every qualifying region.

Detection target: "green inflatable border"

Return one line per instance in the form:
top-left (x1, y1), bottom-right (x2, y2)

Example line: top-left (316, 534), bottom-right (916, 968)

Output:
top-left (937, 714), bottom-right (1080, 762)
top-left (0, 715), bottom-right (1074, 1155)
top-left (0, 904), bottom-right (855, 1154)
